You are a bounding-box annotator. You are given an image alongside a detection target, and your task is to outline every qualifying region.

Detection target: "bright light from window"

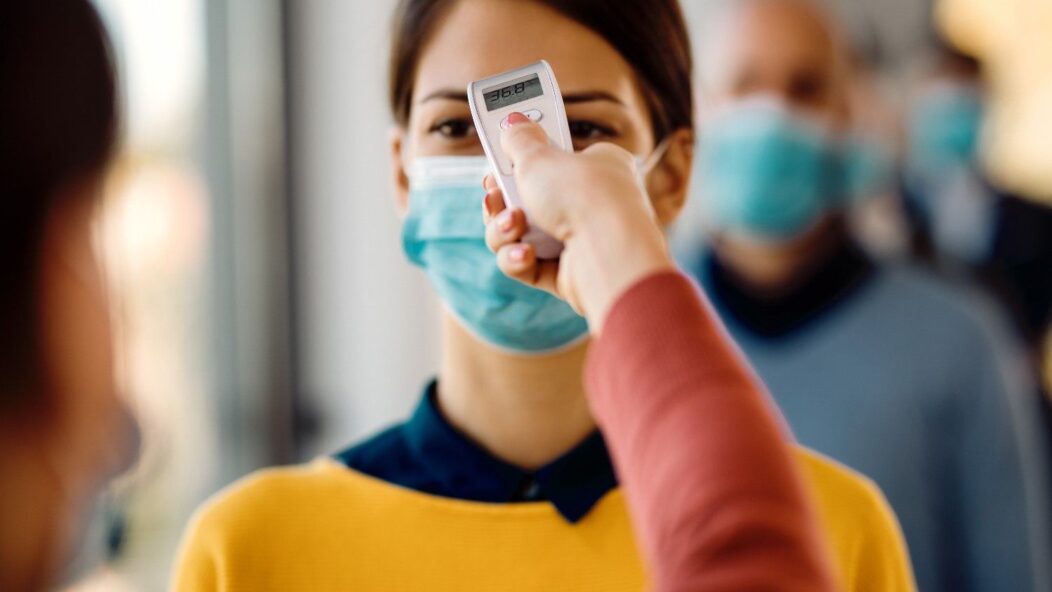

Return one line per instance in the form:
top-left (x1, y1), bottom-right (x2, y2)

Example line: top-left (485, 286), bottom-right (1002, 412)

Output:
top-left (93, 0), bottom-right (204, 152)
top-left (937, 0), bottom-right (1052, 202)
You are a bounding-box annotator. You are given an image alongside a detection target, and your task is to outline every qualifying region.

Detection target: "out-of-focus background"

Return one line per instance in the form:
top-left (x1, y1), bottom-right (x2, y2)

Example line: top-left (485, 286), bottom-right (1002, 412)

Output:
top-left (66, 0), bottom-right (1050, 589)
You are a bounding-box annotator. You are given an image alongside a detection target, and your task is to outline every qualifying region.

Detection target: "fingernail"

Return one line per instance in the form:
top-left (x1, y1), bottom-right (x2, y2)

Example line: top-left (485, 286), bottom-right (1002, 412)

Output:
top-left (506, 112), bottom-right (529, 126)
top-left (498, 209), bottom-right (514, 232)
top-left (483, 191), bottom-right (495, 212)
top-left (510, 245), bottom-right (528, 262)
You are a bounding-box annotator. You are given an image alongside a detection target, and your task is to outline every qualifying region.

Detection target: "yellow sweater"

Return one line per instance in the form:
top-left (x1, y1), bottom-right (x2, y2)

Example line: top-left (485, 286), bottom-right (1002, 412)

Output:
top-left (172, 448), bottom-right (914, 591)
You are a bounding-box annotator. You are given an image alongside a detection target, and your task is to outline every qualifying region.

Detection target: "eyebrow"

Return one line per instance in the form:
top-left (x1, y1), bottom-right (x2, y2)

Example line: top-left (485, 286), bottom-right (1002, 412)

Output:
top-left (563, 91), bottom-right (625, 106)
top-left (419, 89), bottom-right (470, 103)
top-left (418, 88), bottom-right (626, 107)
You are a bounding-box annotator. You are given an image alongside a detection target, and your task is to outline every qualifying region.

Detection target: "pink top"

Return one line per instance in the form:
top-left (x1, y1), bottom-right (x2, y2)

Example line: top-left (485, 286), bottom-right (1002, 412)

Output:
top-left (585, 271), bottom-right (837, 592)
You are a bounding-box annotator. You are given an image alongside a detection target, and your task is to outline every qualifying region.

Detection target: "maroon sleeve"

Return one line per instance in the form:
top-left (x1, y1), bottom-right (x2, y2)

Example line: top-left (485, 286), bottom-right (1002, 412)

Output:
top-left (585, 271), bottom-right (837, 592)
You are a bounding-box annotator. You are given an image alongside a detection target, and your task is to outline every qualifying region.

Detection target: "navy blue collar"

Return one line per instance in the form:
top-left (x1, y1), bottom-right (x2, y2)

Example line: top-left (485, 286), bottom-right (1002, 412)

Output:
top-left (336, 381), bottom-right (618, 523)
top-left (699, 241), bottom-right (876, 339)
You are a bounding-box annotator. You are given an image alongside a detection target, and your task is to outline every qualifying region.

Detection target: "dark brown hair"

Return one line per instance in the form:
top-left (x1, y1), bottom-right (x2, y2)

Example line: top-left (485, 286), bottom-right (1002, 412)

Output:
top-left (0, 0), bottom-right (118, 405)
top-left (388, 0), bottom-right (694, 143)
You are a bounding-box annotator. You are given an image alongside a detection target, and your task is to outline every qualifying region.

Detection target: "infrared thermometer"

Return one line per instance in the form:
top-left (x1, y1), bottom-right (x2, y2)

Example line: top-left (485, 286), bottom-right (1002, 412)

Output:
top-left (468, 60), bottom-right (572, 259)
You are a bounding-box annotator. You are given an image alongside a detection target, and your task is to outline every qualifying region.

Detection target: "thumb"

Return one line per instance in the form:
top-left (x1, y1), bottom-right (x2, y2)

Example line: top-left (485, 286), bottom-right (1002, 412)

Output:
top-left (500, 112), bottom-right (559, 170)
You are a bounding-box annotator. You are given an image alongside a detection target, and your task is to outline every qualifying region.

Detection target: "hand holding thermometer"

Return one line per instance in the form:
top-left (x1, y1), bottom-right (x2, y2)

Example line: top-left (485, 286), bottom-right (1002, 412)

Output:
top-left (468, 60), bottom-right (572, 260)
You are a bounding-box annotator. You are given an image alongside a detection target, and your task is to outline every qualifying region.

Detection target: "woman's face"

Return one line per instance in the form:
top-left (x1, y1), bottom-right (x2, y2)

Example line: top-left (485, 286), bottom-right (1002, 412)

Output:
top-left (37, 183), bottom-right (132, 568)
top-left (390, 0), bottom-right (692, 223)
top-left (39, 184), bottom-right (129, 490)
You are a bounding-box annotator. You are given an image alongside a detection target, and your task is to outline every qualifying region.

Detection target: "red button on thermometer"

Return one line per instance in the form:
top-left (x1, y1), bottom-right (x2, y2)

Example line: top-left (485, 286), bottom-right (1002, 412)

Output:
top-left (468, 60), bottom-right (572, 259)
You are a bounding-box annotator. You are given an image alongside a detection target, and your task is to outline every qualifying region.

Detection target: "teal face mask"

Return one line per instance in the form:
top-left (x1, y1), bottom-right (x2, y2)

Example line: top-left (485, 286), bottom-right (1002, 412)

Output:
top-left (696, 98), bottom-right (890, 242)
top-left (403, 156), bottom-right (589, 355)
top-left (907, 82), bottom-right (984, 181)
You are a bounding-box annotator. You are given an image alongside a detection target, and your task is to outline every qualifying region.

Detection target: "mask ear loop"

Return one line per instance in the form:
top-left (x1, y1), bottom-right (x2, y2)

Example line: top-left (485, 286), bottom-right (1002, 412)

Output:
top-left (636, 137), bottom-right (674, 202)
top-left (638, 136), bottom-right (673, 179)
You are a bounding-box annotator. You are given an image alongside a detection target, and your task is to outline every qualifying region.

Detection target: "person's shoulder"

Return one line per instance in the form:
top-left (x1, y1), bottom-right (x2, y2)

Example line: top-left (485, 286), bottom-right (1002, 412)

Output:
top-left (172, 458), bottom-right (420, 590)
top-left (793, 447), bottom-right (916, 591)
top-left (794, 447), bottom-right (887, 517)
top-left (875, 265), bottom-right (1007, 327)
top-left (866, 265), bottom-right (1018, 350)
top-left (171, 459), bottom-right (364, 586)
top-left (184, 460), bottom-right (354, 542)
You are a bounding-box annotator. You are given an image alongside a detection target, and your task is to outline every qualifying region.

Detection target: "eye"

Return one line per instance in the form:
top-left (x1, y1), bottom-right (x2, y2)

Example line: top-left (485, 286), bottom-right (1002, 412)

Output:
top-left (788, 72), bottom-right (827, 105)
top-left (568, 119), bottom-right (616, 142)
top-left (429, 118), bottom-right (476, 139)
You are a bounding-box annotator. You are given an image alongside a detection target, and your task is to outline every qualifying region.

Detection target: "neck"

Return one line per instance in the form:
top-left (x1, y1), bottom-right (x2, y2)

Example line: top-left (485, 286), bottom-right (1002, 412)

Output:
top-left (714, 217), bottom-right (846, 296)
top-left (437, 315), bottom-right (596, 471)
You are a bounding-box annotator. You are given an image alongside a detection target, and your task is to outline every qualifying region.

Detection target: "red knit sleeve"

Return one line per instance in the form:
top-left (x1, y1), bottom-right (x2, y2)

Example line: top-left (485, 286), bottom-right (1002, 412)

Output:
top-left (585, 271), bottom-right (837, 592)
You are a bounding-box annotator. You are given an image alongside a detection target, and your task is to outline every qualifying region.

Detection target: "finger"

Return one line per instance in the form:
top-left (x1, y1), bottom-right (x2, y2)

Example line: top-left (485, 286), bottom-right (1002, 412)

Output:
top-left (531, 259), bottom-right (561, 295)
top-left (581, 140), bottom-right (637, 168)
top-left (496, 242), bottom-right (537, 285)
top-left (485, 207), bottom-right (527, 253)
top-left (482, 187), bottom-right (506, 224)
top-left (495, 243), bottom-right (560, 295)
top-left (482, 174), bottom-right (499, 193)
top-left (497, 243), bottom-right (561, 294)
top-left (500, 112), bottom-right (558, 169)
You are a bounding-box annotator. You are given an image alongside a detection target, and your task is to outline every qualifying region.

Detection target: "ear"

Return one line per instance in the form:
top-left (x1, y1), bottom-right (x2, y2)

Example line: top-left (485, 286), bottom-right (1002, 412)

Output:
top-left (646, 128), bottom-right (695, 227)
top-left (389, 127), bottom-right (410, 217)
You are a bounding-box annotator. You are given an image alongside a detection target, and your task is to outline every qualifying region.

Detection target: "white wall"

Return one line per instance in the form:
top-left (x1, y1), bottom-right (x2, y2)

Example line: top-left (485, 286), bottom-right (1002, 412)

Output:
top-left (681, 0), bottom-right (932, 70)
top-left (290, 1), bottom-right (441, 456)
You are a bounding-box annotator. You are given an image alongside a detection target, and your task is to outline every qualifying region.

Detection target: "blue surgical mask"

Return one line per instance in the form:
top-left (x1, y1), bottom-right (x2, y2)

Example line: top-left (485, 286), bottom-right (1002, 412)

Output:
top-left (403, 156), bottom-right (589, 355)
top-left (696, 98), bottom-right (890, 242)
top-left (907, 82), bottom-right (984, 181)
top-left (905, 82), bottom-right (992, 263)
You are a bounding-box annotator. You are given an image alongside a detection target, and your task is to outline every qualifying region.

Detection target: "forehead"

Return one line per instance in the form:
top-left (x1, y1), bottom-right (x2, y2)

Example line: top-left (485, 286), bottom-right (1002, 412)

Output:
top-left (710, 1), bottom-right (838, 82)
top-left (412, 0), bottom-right (641, 103)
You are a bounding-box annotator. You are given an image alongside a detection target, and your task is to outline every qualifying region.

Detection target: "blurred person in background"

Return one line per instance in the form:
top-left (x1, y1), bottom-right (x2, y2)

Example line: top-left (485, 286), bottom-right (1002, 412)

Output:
top-left (904, 41), bottom-right (1052, 372)
top-left (842, 26), bottom-right (915, 261)
top-left (0, 1), bottom-right (138, 590)
top-left (684, 0), bottom-right (1050, 590)
top-left (904, 40), bottom-right (1052, 351)
top-left (172, 0), bottom-right (913, 590)
top-left (904, 38), bottom-right (1052, 512)
top-left (903, 42), bottom-right (993, 267)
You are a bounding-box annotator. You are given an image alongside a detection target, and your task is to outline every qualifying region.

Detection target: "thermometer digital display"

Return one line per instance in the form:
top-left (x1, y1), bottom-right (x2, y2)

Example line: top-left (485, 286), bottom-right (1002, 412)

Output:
top-left (483, 74), bottom-right (543, 111)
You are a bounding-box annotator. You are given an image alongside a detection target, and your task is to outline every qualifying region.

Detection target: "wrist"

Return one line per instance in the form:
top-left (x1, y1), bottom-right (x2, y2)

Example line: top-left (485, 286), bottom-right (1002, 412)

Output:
top-left (571, 205), bottom-right (674, 333)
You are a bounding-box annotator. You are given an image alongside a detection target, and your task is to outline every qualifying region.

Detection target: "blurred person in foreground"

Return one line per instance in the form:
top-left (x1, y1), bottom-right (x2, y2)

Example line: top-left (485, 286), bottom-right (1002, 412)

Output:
top-left (0, 1), bottom-right (137, 589)
top-left (682, 0), bottom-right (1051, 590)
